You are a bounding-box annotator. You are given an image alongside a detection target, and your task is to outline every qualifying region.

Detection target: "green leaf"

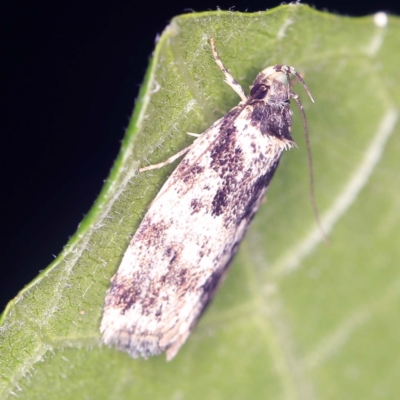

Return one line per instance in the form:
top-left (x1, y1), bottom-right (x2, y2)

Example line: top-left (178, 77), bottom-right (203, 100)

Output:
top-left (1, 5), bottom-right (400, 399)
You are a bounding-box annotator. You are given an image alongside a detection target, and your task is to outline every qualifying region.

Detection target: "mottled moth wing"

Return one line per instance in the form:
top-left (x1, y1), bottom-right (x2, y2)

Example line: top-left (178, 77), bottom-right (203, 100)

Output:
top-left (101, 99), bottom-right (294, 360)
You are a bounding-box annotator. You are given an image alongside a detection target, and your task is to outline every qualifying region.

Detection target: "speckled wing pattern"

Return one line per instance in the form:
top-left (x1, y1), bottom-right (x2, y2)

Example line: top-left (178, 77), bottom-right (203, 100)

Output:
top-left (101, 38), bottom-right (313, 361)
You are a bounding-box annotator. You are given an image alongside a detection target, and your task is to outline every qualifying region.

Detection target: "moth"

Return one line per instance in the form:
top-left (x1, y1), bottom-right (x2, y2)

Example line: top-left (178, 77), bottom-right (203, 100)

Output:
top-left (101, 37), bottom-right (314, 360)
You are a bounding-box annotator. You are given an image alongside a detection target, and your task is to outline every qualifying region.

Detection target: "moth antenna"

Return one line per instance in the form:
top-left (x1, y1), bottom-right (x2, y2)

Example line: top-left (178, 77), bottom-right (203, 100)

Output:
top-left (290, 91), bottom-right (329, 244)
top-left (292, 70), bottom-right (315, 103)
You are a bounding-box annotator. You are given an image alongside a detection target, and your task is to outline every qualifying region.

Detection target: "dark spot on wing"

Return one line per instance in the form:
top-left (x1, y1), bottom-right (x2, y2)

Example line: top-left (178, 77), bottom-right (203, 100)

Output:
top-left (219, 107), bottom-right (242, 132)
top-left (190, 198), bottom-right (202, 214)
top-left (194, 249), bottom-right (239, 322)
top-left (134, 220), bottom-right (168, 248)
top-left (209, 118), bottom-right (245, 218)
top-left (211, 187), bottom-right (228, 216)
top-left (182, 164), bottom-right (205, 183)
top-left (107, 279), bottom-right (142, 312)
top-left (240, 160), bottom-right (280, 223)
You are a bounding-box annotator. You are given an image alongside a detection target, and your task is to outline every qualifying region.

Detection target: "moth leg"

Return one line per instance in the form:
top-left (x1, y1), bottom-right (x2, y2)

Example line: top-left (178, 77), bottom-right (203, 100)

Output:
top-left (186, 132), bottom-right (201, 138)
top-left (209, 37), bottom-right (248, 102)
top-left (139, 144), bottom-right (193, 172)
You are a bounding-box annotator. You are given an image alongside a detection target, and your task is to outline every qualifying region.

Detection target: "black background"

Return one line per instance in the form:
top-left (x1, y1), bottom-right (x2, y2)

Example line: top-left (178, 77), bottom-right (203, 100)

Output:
top-left (1, 0), bottom-right (399, 310)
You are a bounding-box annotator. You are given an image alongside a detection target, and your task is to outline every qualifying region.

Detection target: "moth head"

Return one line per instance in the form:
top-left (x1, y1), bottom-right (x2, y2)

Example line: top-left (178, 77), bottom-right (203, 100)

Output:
top-left (250, 65), bottom-right (314, 105)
